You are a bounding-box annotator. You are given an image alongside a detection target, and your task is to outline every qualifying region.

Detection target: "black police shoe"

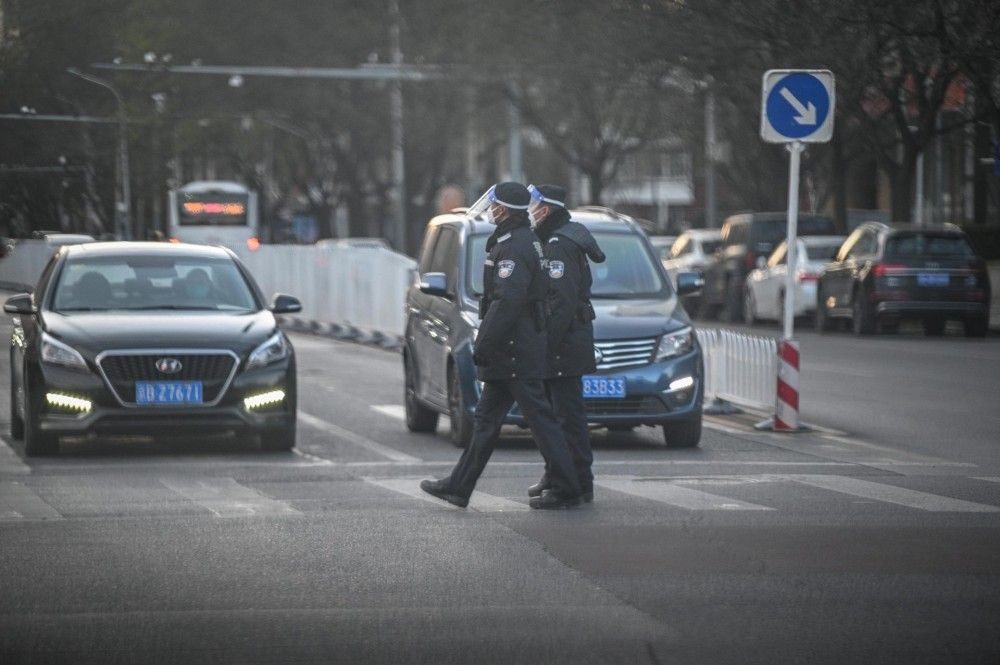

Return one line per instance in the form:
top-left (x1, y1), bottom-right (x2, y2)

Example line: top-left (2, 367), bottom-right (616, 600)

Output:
top-left (527, 474), bottom-right (551, 498)
top-left (419, 479), bottom-right (469, 508)
top-left (529, 489), bottom-right (582, 510)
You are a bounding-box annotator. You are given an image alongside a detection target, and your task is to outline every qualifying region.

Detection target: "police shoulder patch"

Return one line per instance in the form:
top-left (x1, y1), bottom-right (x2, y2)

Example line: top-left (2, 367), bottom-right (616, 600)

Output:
top-left (548, 260), bottom-right (565, 279)
top-left (497, 259), bottom-right (515, 279)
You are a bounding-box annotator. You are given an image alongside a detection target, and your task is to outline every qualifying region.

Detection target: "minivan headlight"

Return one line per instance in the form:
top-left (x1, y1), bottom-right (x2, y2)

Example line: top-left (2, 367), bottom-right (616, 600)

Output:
top-left (41, 331), bottom-right (88, 371)
top-left (247, 332), bottom-right (289, 369)
top-left (655, 327), bottom-right (694, 361)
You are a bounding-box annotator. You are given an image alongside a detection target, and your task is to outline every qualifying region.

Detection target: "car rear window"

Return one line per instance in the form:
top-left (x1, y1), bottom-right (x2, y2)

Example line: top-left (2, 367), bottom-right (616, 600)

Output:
top-left (700, 240), bottom-right (723, 255)
top-left (884, 233), bottom-right (976, 260)
top-left (750, 217), bottom-right (836, 245)
top-left (805, 243), bottom-right (843, 262)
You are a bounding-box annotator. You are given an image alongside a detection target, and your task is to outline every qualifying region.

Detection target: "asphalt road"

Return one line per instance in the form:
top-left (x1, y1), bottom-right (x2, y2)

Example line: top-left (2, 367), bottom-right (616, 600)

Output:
top-left (1, 329), bottom-right (999, 664)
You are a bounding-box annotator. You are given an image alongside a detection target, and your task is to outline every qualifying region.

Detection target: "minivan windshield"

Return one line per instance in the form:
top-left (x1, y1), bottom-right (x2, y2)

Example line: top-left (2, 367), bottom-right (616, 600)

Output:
top-left (51, 255), bottom-right (259, 313)
top-left (467, 231), bottom-right (668, 299)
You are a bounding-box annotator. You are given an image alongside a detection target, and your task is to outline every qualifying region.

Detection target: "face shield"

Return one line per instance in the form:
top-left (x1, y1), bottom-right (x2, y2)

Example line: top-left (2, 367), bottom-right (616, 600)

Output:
top-left (527, 185), bottom-right (566, 226)
top-left (466, 184), bottom-right (529, 224)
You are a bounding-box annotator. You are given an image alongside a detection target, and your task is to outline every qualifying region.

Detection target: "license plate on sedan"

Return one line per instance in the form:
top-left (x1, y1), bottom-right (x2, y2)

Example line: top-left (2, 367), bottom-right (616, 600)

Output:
top-left (582, 376), bottom-right (626, 399)
top-left (135, 381), bottom-right (203, 405)
top-left (917, 273), bottom-right (949, 287)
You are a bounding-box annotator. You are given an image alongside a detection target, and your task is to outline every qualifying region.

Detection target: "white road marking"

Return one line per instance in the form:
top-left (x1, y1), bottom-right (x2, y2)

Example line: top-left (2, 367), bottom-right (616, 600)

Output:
top-left (973, 477), bottom-right (1000, 484)
top-left (0, 481), bottom-right (63, 520)
top-left (160, 477), bottom-right (301, 518)
top-left (595, 475), bottom-right (774, 511)
top-left (291, 449), bottom-right (334, 466)
top-left (372, 405), bottom-right (406, 420)
top-left (298, 410), bottom-right (421, 463)
top-left (789, 475), bottom-right (1000, 513)
top-left (363, 476), bottom-right (526, 512)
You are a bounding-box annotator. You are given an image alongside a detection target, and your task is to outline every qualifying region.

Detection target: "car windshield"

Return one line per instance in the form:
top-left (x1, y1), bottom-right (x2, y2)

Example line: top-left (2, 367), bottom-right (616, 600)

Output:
top-left (805, 243), bottom-right (843, 262)
top-left (884, 233), bottom-right (976, 260)
top-left (700, 239), bottom-right (723, 255)
top-left (51, 254), bottom-right (259, 312)
top-left (468, 231), bottom-right (668, 299)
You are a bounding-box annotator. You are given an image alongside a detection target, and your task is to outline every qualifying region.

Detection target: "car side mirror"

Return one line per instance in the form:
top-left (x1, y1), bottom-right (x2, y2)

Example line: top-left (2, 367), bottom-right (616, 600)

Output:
top-left (756, 256), bottom-right (767, 270)
top-left (675, 272), bottom-right (704, 297)
top-left (269, 293), bottom-right (302, 315)
top-left (3, 293), bottom-right (35, 316)
top-left (419, 272), bottom-right (449, 298)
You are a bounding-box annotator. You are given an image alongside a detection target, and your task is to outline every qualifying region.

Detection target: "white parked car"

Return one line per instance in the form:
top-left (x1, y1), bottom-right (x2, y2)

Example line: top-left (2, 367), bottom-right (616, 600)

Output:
top-left (648, 235), bottom-right (677, 264)
top-left (743, 235), bottom-right (845, 324)
top-left (662, 229), bottom-right (724, 278)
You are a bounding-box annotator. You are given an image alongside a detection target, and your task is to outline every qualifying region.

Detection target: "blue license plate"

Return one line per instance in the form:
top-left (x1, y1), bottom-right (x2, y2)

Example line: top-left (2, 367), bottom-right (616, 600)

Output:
top-left (582, 376), bottom-right (627, 399)
top-left (135, 381), bottom-right (203, 405)
top-left (917, 273), bottom-right (949, 287)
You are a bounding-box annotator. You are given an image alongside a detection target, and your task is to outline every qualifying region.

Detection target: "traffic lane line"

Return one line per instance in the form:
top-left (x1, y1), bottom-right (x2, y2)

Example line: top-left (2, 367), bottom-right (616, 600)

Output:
top-left (298, 411), bottom-right (421, 464)
top-left (159, 477), bottom-right (301, 518)
top-left (363, 476), bottom-right (527, 512)
top-left (594, 475), bottom-right (774, 511)
top-left (0, 481), bottom-right (63, 520)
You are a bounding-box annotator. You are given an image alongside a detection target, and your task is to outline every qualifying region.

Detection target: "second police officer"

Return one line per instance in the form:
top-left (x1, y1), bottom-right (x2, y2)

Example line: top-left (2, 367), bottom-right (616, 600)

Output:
top-left (526, 184), bottom-right (606, 503)
top-left (420, 182), bottom-right (584, 510)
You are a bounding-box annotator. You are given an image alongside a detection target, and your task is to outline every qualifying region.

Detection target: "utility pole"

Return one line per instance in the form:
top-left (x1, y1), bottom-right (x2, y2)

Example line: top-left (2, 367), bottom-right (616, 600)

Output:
top-left (704, 84), bottom-right (718, 228)
top-left (68, 68), bottom-right (132, 239)
top-left (388, 0), bottom-right (407, 253)
top-left (506, 82), bottom-right (524, 183)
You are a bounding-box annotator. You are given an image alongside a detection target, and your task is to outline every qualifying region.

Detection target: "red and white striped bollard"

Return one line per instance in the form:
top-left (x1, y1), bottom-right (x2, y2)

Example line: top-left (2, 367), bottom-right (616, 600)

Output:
top-left (774, 339), bottom-right (800, 431)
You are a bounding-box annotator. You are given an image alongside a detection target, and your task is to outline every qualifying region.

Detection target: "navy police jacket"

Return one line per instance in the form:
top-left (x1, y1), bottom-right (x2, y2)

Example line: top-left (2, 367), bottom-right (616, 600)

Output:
top-left (535, 209), bottom-right (606, 378)
top-left (474, 213), bottom-right (549, 381)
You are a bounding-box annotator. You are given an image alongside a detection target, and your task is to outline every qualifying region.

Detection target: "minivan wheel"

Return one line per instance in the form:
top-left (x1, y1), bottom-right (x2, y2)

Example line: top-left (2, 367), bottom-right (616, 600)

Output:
top-left (404, 354), bottom-right (438, 433)
top-left (23, 387), bottom-right (58, 457)
top-left (9, 358), bottom-right (24, 440)
top-left (662, 418), bottom-right (701, 448)
top-left (448, 365), bottom-right (473, 448)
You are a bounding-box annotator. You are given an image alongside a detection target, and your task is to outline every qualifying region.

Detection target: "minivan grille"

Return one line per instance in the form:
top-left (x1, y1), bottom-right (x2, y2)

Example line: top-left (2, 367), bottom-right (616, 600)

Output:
top-left (595, 337), bottom-right (657, 371)
top-left (98, 352), bottom-right (239, 405)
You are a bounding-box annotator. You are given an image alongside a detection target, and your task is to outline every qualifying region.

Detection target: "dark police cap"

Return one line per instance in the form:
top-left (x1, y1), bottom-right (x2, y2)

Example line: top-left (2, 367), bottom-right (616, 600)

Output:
top-left (492, 181), bottom-right (531, 209)
top-left (533, 184), bottom-right (567, 208)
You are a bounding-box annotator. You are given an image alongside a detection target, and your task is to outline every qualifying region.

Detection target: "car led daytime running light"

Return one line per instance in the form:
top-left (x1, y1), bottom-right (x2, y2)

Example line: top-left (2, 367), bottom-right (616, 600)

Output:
top-left (46, 392), bottom-right (92, 412)
top-left (668, 376), bottom-right (695, 393)
top-left (244, 389), bottom-right (285, 411)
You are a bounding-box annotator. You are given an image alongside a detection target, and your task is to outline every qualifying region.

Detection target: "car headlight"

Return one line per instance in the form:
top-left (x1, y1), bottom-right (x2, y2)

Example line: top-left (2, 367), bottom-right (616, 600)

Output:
top-left (655, 327), bottom-right (694, 361)
top-left (41, 331), bottom-right (88, 371)
top-left (247, 332), bottom-right (289, 369)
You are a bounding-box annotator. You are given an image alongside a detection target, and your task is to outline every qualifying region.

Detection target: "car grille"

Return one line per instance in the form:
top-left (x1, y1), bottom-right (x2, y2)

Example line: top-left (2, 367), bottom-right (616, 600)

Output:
top-left (585, 396), bottom-right (666, 416)
top-left (594, 337), bottom-right (657, 370)
top-left (98, 352), bottom-right (239, 405)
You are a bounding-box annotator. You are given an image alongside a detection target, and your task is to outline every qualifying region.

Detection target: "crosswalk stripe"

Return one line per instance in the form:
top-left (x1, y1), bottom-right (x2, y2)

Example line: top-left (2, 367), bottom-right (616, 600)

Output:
top-left (790, 475), bottom-right (1000, 513)
top-left (160, 478), bottom-right (301, 518)
top-left (0, 481), bottom-right (63, 520)
top-left (299, 410), bottom-right (422, 464)
top-left (594, 475), bottom-right (774, 511)
top-left (363, 477), bottom-right (527, 512)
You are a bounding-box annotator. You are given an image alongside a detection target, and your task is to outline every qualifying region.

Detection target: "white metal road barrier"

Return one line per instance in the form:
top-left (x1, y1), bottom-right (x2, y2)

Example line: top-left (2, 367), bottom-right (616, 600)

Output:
top-left (0, 240), bottom-right (417, 342)
top-left (696, 328), bottom-right (778, 413)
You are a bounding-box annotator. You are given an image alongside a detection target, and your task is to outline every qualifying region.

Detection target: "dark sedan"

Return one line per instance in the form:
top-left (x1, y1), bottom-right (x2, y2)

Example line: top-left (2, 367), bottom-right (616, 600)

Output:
top-left (816, 222), bottom-right (990, 336)
top-left (5, 242), bottom-right (301, 455)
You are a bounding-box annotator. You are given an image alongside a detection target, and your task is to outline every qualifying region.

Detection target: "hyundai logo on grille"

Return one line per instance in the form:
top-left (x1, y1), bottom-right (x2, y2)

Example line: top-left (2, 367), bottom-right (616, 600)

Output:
top-left (594, 347), bottom-right (603, 364)
top-left (156, 358), bottom-right (183, 374)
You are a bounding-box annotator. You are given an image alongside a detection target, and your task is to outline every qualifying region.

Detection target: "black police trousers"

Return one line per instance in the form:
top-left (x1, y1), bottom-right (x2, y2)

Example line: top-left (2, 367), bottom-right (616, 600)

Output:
top-left (545, 375), bottom-right (594, 490)
top-left (446, 379), bottom-right (582, 500)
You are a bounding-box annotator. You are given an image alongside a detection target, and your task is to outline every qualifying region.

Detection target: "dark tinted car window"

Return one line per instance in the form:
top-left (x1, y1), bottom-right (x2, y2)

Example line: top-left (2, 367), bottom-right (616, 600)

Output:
top-left (805, 243), bottom-right (843, 262)
top-left (751, 217), bottom-right (835, 246)
top-left (885, 233), bottom-right (976, 260)
top-left (700, 240), bottom-right (723, 255)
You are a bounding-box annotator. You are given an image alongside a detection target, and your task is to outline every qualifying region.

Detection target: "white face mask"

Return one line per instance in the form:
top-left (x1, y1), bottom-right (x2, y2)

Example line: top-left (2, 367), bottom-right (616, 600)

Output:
top-left (528, 209), bottom-right (538, 227)
top-left (486, 206), bottom-right (506, 226)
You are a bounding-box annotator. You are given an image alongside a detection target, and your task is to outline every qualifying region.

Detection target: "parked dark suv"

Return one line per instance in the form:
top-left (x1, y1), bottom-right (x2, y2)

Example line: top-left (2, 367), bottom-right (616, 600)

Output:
top-left (701, 212), bottom-right (836, 320)
top-left (403, 207), bottom-right (706, 449)
top-left (815, 222), bottom-right (990, 336)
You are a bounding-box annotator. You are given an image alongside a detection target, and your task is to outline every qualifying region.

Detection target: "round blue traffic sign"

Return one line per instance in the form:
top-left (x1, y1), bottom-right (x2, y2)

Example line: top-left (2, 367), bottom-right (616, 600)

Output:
top-left (765, 73), bottom-right (831, 140)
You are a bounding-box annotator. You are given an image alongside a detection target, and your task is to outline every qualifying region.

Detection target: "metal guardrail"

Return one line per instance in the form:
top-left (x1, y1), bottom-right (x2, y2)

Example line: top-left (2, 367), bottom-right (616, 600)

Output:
top-left (696, 328), bottom-right (777, 413)
top-left (0, 240), bottom-right (418, 341)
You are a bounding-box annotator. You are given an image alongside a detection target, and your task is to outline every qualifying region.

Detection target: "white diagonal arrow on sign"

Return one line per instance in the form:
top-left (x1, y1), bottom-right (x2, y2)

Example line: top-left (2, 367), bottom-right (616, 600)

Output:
top-left (779, 87), bottom-right (817, 125)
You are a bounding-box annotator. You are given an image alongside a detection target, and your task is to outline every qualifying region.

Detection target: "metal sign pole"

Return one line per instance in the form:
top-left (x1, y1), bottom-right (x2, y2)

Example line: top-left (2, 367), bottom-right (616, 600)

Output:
top-left (782, 141), bottom-right (804, 341)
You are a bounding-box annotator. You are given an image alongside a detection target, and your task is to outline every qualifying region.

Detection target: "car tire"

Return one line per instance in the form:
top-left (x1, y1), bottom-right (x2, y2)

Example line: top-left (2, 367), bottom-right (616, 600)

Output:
top-left (448, 364), bottom-right (473, 449)
top-left (23, 386), bottom-right (58, 457)
top-left (722, 278), bottom-right (741, 322)
top-left (852, 290), bottom-right (876, 335)
top-left (964, 315), bottom-right (988, 338)
top-left (260, 424), bottom-right (296, 451)
top-left (815, 288), bottom-right (834, 333)
top-left (923, 318), bottom-right (946, 337)
top-left (743, 287), bottom-right (758, 326)
top-left (404, 353), bottom-right (438, 433)
top-left (9, 361), bottom-right (24, 440)
top-left (662, 418), bottom-right (701, 448)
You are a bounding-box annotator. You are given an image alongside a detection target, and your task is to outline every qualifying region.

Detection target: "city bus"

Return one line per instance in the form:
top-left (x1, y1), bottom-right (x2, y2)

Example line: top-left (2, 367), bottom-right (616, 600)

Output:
top-left (167, 181), bottom-right (260, 249)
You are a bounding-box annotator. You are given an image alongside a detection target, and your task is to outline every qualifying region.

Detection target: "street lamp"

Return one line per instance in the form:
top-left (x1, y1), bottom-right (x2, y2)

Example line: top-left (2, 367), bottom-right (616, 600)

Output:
top-left (67, 67), bottom-right (132, 239)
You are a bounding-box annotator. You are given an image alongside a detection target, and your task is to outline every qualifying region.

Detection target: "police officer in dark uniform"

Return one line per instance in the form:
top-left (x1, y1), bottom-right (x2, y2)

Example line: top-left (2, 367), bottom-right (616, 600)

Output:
top-left (420, 182), bottom-right (583, 510)
top-left (526, 184), bottom-right (606, 503)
